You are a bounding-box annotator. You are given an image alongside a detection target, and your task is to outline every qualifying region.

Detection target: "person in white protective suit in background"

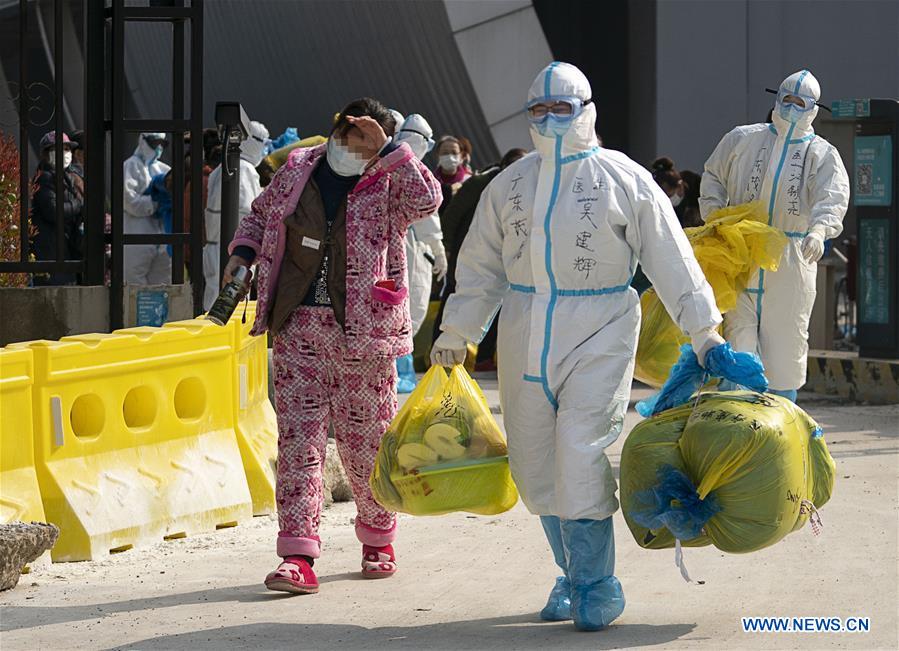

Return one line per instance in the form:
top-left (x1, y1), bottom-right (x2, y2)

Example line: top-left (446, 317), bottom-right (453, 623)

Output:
top-left (123, 133), bottom-right (171, 284)
top-left (431, 62), bottom-right (735, 631)
top-left (700, 70), bottom-right (849, 402)
top-left (392, 112), bottom-right (448, 392)
top-left (204, 120), bottom-right (269, 309)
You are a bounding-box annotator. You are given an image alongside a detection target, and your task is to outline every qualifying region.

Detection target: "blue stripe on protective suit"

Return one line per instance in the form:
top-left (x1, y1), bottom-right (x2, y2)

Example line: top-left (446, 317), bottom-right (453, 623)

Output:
top-left (538, 134), bottom-right (564, 411)
top-left (754, 120), bottom-right (798, 336)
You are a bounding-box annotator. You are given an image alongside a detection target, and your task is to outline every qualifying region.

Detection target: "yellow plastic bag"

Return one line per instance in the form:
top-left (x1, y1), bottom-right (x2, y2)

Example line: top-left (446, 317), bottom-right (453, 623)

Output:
top-left (634, 202), bottom-right (789, 387)
top-left (370, 365), bottom-right (518, 516)
top-left (620, 391), bottom-right (835, 554)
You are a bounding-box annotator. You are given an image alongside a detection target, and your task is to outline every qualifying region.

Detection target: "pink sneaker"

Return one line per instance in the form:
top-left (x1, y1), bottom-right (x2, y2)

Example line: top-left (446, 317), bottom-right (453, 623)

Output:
top-left (265, 556), bottom-right (319, 594)
top-left (361, 544), bottom-right (397, 579)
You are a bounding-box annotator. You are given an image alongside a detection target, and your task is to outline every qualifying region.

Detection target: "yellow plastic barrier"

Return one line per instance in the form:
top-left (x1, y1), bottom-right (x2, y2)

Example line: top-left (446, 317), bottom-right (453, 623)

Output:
top-left (8, 325), bottom-right (252, 561)
top-left (0, 347), bottom-right (46, 524)
top-left (166, 303), bottom-right (279, 516)
top-left (229, 303), bottom-right (278, 515)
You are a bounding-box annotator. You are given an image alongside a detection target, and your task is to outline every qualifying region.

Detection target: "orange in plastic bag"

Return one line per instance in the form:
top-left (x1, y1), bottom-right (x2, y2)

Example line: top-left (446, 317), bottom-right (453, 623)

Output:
top-left (370, 365), bottom-right (518, 516)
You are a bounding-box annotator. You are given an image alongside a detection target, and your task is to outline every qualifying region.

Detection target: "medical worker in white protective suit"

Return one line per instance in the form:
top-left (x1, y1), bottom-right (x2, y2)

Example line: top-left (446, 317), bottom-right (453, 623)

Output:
top-left (432, 62), bottom-right (733, 631)
top-left (204, 120), bottom-right (269, 309)
top-left (700, 70), bottom-right (849, 402)
top-left (393, 113), bottom-right (448, 392)
top-left (123, 133), bottom-right (171, 284)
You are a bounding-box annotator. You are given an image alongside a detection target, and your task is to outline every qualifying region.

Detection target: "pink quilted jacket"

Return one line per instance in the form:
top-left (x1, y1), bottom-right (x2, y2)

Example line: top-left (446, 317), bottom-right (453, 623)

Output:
top-left (228, 142), bottom-right (441, 357)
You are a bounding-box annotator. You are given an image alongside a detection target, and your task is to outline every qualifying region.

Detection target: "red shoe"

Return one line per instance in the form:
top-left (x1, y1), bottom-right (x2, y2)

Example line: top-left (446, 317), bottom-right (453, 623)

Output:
top-left (265, 556), bottom-right (319, 594)
top-left (361, 544), bottom-right (397, 579)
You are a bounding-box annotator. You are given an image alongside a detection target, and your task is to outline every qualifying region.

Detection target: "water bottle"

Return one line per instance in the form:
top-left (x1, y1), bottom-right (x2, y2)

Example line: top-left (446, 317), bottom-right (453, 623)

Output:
top-left (206, 266), bottom-right (250, 326)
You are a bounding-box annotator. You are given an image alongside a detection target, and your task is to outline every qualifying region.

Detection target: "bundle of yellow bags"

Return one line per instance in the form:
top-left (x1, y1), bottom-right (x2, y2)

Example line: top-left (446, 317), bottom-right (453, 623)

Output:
top-left (620, 391), bottom-right (835, 553)
top-left (634, 202), bottom-right (789, 387)
top-left (370, 365), bottom-right (518, 516)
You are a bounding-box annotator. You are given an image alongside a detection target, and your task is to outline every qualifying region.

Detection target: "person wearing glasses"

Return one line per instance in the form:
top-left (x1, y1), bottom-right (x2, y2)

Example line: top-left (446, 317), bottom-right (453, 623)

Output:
top-left (123, 132), bottom-right (171, 284)
top-left (431, 62), bottom-right (734, 631)
top-left (700, 70), bottom-right (850, 402)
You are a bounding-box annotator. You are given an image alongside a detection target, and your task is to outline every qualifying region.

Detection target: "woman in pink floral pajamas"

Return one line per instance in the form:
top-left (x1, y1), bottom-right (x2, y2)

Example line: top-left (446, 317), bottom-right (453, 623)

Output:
top-left (223, 98), bottom-right (441, 594)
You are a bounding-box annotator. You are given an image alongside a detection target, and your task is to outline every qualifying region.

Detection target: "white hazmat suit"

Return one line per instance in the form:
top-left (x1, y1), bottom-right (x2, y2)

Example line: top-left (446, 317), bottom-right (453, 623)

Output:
top-left (700, 70), bottom-right (850, 392)
top-left (439, 62), bottom-right (721, 521)
top-left (435, 62), bottom-right (723, 630)
top-left (394, 113), bottom-right (447, 333)
top-left (123, 133), bottom-right (171, 284)
top-left (204, 120), bottom-right (268, 309)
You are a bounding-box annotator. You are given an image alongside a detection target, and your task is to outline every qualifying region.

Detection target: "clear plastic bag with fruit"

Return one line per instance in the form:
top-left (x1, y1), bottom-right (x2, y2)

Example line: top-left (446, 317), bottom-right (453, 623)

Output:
top-left (370, 365), bottom-right (518, 516)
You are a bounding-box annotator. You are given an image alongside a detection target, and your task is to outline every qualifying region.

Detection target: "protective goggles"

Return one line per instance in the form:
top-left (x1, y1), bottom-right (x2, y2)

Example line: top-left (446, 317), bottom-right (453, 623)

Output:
top-left (144, 136), bottom-right (169, 149)
top-left (525, 96), bottom-right (591, 123)
top-left (398, 128), bottom-right (435, 152)
top-left (766, 88), bottom-right (823, 113)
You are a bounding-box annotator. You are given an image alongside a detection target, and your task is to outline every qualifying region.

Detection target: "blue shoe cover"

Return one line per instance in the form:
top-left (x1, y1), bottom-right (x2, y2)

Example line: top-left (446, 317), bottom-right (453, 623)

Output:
top-left (396, 354), bottom-right (417, 394)
top-left (570, 575), bottom-right (625, 631)
top-left (560, 517), bottom-right (625, 631)
top-left (396, 376), bottom-right (416, 393)
top-left (539, 515), bottom-right (571, 621)
top-left (540, 575), bottom-right (572, 621)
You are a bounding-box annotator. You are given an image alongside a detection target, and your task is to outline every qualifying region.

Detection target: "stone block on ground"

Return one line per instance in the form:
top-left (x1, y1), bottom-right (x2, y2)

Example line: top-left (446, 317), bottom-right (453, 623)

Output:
top-left (323, 440), bottom-right (353, 506)
top-left (0, 522), bottom-right (59, 591)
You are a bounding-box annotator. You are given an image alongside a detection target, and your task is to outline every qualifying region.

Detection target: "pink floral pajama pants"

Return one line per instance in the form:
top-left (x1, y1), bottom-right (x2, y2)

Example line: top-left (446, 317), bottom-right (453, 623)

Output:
top-left (272, 306), bottom-right (398, 559)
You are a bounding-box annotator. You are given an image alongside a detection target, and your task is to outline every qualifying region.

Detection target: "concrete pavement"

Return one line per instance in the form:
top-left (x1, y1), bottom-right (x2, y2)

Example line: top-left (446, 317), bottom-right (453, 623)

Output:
top-left (1, 379), bottom-right (896, 650)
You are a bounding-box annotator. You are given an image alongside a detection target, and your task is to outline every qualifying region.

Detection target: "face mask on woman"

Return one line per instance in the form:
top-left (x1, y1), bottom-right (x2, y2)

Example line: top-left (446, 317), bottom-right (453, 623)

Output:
top-left (327, 138), bottom-right (367, 177)
top-left (47, 151), bottom-right (73, 170)
top-left (438, 154), bottom-right (461, 173)
top-left (670, 192), bottom-right (683, 208)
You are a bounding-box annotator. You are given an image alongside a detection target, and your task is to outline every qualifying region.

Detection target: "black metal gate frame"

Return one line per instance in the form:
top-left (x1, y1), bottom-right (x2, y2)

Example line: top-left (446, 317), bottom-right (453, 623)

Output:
top-left (0, 0), bottom-right (204, 330)
top-left (110, 0), bottom-right (204, 328)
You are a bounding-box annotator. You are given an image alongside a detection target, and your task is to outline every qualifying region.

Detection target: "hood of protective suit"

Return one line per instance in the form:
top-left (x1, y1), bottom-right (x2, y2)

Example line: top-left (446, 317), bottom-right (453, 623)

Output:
top-left (240, 121), bottom-right (270, 167)
top-left (528, 62), bottom-right (598, 158)
top-left (135, 132), bottom-right (166, 164)
top-left (771, 69), bottom-right (819, 138)
top-left (394, 113), bottom-right (434, 161)
top-left (388, 109), bottom-right (405, 134)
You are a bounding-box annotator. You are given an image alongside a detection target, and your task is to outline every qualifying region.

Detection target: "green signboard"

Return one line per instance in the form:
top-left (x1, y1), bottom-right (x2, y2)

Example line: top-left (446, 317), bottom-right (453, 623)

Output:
top-left (831, 98), bottom-right (870, 118)
top-left (858, 219), bottom-right (890, 325)
top-left (136, 290), bottom-right (169, 327)
top-left (854, 135), bottom-right (893, 207)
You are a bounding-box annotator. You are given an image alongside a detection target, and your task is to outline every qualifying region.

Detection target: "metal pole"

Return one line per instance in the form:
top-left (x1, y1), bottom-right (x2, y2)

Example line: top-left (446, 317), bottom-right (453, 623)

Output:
top-left (189, 0), bottom-right (204, 315)
top-left (82, 0), bottom-right (106, 285)
top-left (53, 0), bottom-right (65, 266)
top-left (18, 0), bottom-right (28, 264)
top-left (219, 136), bottom-right (240, 291)
top-left (170, 4), bottom-right (185, 285)
top-left (110, 0), bottom-right (125, 329)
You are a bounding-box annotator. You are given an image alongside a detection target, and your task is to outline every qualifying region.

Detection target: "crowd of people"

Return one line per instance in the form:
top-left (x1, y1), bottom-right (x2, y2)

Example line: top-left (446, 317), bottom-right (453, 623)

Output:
top-left (26, 61), bottom-right (849, 633)
top-left (28, 110), bottom-right (703, 301)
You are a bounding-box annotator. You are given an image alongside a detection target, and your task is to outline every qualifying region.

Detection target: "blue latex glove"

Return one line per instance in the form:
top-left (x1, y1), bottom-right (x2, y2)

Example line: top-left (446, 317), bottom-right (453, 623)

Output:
top-left (144, 173), bottom-right (173, 256)
top-left (705, 342), bottom-right (768, 393)
top-left (637, 343), bottom-right (768, 417)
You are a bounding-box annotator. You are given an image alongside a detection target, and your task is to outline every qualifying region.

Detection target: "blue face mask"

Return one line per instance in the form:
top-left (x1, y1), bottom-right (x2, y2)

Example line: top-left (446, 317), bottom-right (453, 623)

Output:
top-left (535, 113), bottom-right (575, 137)
top-left (777, 102), bottom-right (803, 124)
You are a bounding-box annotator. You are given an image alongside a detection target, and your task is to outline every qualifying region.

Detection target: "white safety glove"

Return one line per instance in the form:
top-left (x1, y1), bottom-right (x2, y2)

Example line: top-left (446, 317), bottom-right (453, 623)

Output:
top-left (800, 227), bottom-right (826, 264)
top-left (430, 331), bottom-right (468, 367)
top-left (691, 327), bottom-right (726, 369)
top-left (429, 239), bottom-right (448, 282)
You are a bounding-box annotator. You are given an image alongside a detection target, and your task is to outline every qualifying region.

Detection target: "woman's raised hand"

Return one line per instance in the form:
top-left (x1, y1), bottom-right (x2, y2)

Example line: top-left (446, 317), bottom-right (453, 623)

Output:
top-left (346, 115), bottom-right (388, 154)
